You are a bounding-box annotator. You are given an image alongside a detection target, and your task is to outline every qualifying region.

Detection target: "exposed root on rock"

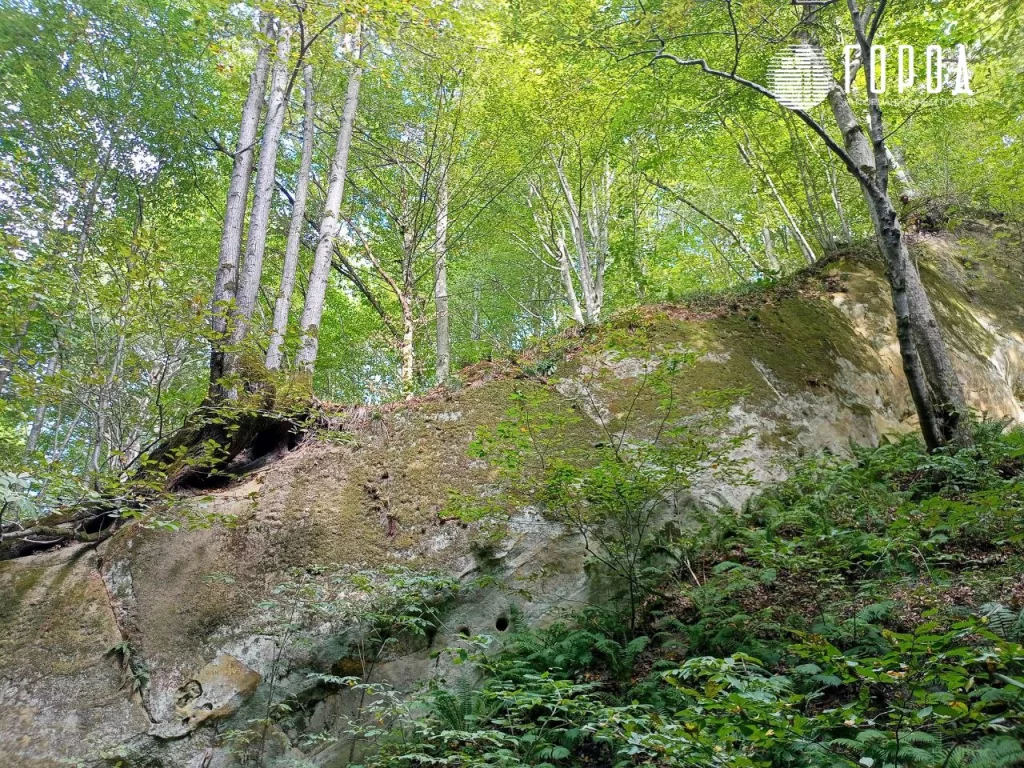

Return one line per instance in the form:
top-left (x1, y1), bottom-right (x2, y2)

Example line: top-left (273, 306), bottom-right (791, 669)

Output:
top-left (0, 500), bottom-right (126, 560)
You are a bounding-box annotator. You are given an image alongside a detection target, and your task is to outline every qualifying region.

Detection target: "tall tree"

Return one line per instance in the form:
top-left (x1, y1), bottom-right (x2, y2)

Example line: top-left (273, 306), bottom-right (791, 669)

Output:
top-left (209, 14), bottom-right (274, 393)
top-left (229, 20), bottom-right (294, 364)
top-left (434, 166), bottom-right (451, 383)
top-left (266, 64), bottom-right (315, 371)
top-left (296, 24), bottom-right (363, 373)
top-left (634, 0), bottom-right (970, 448)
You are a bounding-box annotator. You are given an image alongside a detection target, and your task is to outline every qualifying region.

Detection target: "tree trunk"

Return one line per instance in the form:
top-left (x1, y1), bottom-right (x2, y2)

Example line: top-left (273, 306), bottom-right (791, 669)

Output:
top-left (26, 352), bottom-right (58, 453)
top-left (587, 161), bottom-right (612, 317)
top-left (762, 223), bottom-right (779, 272)
top-left (400, 296), bottom-right (415, 392)
top-left (552, 154), bottom-right (599, 324)
top-left (296, 25), bottom-right (362, 373)
top-left (886, 147), bottom-right (919, 201)
top-left (266, 64), bottom-right (315, 370)
top-left (737, 141), bottom-right (817, 265)
top-left (399, 188), bottom-right (417, 393)
top-left (556, 229), bottom-right (586, 326)
top-left (844, 2), bottom-right (968, 444)
top-left (827, 85), bottom-right (875, 176)
top-left (866, 192), bottom-right (944, 449)
top-left (434, 169), bottom-right (451, 384)
top-left (471, 281), bottom-right (482, 341)
top-left (230, 22), bottom-right (293, 362)
top-left (89, 329), bottom-right (126, 479)
top-left (824, 155), bottom-right (853, 244)
top-left (210, 14), bottom-right (274, 391)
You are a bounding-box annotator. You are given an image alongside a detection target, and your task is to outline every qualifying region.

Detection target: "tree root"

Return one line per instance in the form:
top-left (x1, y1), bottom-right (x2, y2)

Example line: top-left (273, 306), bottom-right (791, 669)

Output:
top-left (1, 406), bottom-right (313, 561)
top-left (140, 405), bottom-right (313, 490)
top-left (1, 503), bottom-right (121, 560)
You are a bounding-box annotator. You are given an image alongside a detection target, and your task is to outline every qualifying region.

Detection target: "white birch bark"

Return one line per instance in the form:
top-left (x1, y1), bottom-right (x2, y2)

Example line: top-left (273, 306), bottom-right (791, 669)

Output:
top-left (210, 14), bottom-right (274, 383)
top-left (399, 188), bottom-right (416, 392)
top-left (886, 147), bottom-right (919, 201)
top-left (827, 85), bottom-right (876, 177)
top-left (266, 63), bottom-right (315, 370)
top-left (526, 181), bottom-right (585, 327)
top-left (230, 22), bottom-right (293, 353)
top-left (762, 223), bottom-right (779, 272)
top-left (296, 25), bottom-right (362, 372)
top-left (586, 162), bottom-right (612, 317)
top-left (25, 352), bottom-right (58, 453)
top-left (434, 169), bottom-right (450, 384)
top-left (556, 229), bottom-right (585, 326)
top-left (551, 154), bottom-right (599, 324)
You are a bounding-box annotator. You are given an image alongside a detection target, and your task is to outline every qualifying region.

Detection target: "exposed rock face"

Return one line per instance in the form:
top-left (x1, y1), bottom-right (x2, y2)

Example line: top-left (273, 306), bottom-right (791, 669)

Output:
top-left (2, 228), bottom-right (1023, 767)
top-left (0, 546), bottom-right (152, 767)
top-left (150, 654), bottom-right (261, 740)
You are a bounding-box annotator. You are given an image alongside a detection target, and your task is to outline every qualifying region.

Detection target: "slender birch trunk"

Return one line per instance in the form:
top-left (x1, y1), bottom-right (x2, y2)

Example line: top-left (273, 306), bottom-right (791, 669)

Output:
top-left (296, 25), bottom-right (362, 373)
top-left (785, 115), bottom-right (835, 252)
top-left (266, 64), bottom-right (315, 370)
top-left (399, 189), bottom-right (417, 392)
top-left (471, 281), bottom-right (482, 342)
top-left (26, 352), bottom-right (57, 453)
top-left (89, 329), bottom-right (126, 478)
top-left (552, 154), bottom-right (599, 324)
top-left (527, 181), bottom-right (585, 327)
top-left (230, 22), bottom-right (293, 358)
top-left (586, 162), bottom-right (612, 317)
top-left (762, 223), bottom-right (779, 272)
top-left (434, 169), bottom-right (451, 384)
top-left (210, 14), bottom-right (274, 389)
top-left (886, 147), bottom-right (919, 201)
top-left (737, 142), bottom-right (817, 264)
top-left (824, 155), bottom-right (854, 243)
top-left (556, 229), bottom-right (586, 326)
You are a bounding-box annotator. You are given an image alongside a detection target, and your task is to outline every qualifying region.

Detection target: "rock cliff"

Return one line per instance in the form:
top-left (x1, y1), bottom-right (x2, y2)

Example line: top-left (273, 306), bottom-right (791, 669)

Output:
top-left (3, 226), bottom-right (1024, 767)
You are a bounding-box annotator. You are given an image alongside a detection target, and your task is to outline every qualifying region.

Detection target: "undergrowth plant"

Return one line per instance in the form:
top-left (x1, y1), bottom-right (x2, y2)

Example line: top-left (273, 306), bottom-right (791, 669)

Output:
top-left (355, 423), bottom-right (1024, 768)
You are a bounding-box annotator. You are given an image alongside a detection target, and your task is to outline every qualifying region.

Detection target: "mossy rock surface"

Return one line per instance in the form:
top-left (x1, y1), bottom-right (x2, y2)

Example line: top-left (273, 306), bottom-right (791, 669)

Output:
top-left (4, 229), bottom-right (1024, 767)
top-left (0, 546), bottom-right (151, 767)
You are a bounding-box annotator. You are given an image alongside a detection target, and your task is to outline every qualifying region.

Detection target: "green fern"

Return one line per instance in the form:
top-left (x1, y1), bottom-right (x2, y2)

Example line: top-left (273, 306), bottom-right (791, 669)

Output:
top-left (428, 677), bottom-right (498, 732)
top-left (945, 736), bottom-right (1024, 768)
top-left (979, 602), bottom-right (1024, 641)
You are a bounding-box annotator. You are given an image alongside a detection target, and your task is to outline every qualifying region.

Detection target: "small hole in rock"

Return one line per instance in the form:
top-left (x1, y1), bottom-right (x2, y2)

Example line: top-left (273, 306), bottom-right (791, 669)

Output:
top-left (495, 616), bottom-right (509, 632)
top-left (457, 626), bottom-right (471, 637)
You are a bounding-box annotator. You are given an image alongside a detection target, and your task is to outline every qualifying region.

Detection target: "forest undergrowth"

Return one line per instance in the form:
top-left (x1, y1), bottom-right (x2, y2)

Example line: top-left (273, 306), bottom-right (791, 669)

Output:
top-left (346, 423), bottom-right (1024, 768)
